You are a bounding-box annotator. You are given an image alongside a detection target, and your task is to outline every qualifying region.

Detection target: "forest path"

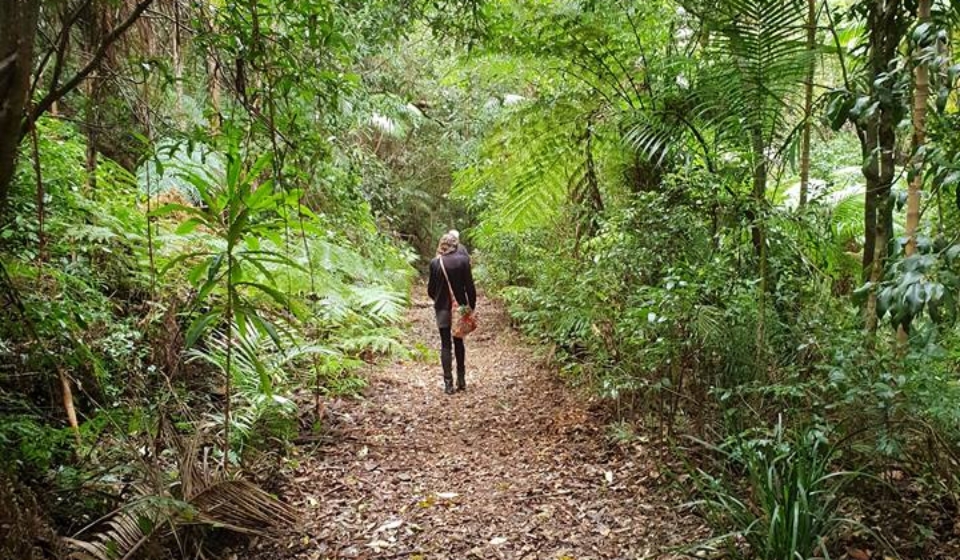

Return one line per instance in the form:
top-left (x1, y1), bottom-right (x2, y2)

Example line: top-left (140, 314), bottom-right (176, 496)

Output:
top-left (247, 291), bottom-right (705, 559)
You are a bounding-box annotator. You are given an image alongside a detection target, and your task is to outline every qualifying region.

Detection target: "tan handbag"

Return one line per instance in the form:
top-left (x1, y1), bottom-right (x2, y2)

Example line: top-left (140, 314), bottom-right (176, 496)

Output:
top-left (439, 256), bottom-right (477, 338)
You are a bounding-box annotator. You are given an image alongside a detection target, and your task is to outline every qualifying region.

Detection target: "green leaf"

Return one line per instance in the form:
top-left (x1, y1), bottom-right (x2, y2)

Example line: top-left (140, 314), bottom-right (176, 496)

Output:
top-left (187, 258), bottom-right (212, 286)
top-left (227, 208), bottom-right (251, 245)
top-left (160, 251), bottom-right (212, 276)
top-left (186, 310), bottom-right (222, 347)
top-left (905, 283), bottom-right (924, 315)
top-left (245, 181), bottom-right (275, 210)
top-left (248, 312), bottom-right (285, 349)
top-left (174, 169), bottom-right (219, 213)
top-left (208, 253), bottom-right (224, 284)
top-left (175, 217), bottom-right (205, 235)
top-left (196, 272), bottom-right (222, 303)
top-left (151, 202), bottom-right (202, 218)
top-left (238, 253), bottom-right (276, 283)
top-left (235, 281), bottom-right (292, 309)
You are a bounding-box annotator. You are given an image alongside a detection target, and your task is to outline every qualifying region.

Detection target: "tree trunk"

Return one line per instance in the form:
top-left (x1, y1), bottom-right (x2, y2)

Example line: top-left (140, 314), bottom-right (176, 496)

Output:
top-left (750, 130), bottom-right (767, 257)
top-left (82, 4), bottom-right (105, 194)
top-left (862, 166), bottom-right (878, 280)
top-left (750, 130), bottom-right (768, 371)
top-left (903, 0), bottom-right (930, 258)
top-left (208, 36), bottom-right (221, 132)
top-left (85, 78), bottom-right (101, 193)
top-left (861, 0), bottom-right (904, 334)
top-left (798, 0), bottom-right (817, 208)
top-left (864, 193), bottom-right (890, 334)
top-left (31, 123), bottom-right (45, 261)
top-left (173, 0), bottom-right (184, 110)
top-left (897, 0), bottom-right (931, 343)
top-left (0, 0), bottom-right (40, 216)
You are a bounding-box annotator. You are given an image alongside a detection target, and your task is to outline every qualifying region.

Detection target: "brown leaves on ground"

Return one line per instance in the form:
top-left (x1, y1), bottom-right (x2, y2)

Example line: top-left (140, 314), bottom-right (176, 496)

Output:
top-left (243, 292), bottom-right (707, 559)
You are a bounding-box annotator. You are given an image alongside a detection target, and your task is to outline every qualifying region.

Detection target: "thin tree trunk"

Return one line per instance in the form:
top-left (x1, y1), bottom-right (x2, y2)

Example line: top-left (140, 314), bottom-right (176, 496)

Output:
top-left (208, 39), bottom-right (221, 132)
top-left (143, 76), bottom-right (157, 295)
top-left (798, 0), bottom-right (817, 208)
top-left (750, 130), bottom-right (767, 256)
top-left (751, 130), bottom-right (768, 371)
top-left (860, 129), bottom-right (878, 280)
top-left (865, 193), bottom-right (891, 334)
top-left (861, 0), bottom-right (904, 334)
top-left (31, 123), bottom-right (45, 261)
top-left (903, 0), bottom-right (930, 258)
top-left (85, 78), bottom-right (101, 193)
top-left (223, 251), bottom-right (234, 467)
top-left (0, 0), bottom-right (41, 216)
top-left (173, 0), bottom-right (183, 110)
top-left (898, 0), bottom-right (931, 344)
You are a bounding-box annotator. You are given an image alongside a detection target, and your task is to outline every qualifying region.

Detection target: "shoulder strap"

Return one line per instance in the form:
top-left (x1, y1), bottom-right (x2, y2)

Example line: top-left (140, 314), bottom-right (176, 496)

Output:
top-left (438, 256), bottom-right (456, 308)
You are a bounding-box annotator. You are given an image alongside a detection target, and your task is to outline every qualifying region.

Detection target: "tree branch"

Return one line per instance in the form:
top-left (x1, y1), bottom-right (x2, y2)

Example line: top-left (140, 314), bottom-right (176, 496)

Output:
top-left (21, 0), bottom-right (156, 137)
top-left (29, 0), bottom-right (93, 102)
top-left (0, 53), bottom-right (16, 76)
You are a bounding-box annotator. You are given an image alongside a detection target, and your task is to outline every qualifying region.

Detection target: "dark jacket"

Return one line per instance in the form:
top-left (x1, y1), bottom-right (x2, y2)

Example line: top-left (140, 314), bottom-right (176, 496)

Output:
top-left (427, 250), bottom-right (477, 312)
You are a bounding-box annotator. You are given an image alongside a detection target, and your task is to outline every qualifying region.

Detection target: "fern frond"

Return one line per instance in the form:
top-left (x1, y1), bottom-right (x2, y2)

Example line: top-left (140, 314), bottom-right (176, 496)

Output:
top-left (686, 0), bottom-right (810, 147)
top-left (349, 284), bottom-right (408, 324)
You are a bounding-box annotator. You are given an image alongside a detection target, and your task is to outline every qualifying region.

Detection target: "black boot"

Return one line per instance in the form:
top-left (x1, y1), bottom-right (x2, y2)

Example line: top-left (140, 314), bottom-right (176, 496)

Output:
top-left (442, 357), bottom-right (454, 395)
top-left (454, 337), bottom-right (466, 392)
top-left (440, 327), bottom-right (455, 394)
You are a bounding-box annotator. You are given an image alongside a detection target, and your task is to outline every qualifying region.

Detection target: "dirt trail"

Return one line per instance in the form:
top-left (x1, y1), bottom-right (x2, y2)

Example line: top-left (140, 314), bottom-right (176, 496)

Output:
top-left (247, 292), bottom-right (706, 559)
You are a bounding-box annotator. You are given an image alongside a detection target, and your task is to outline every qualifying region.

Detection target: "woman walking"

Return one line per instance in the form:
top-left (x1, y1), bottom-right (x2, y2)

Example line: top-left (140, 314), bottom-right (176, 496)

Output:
top-left (427, 232), bottom-right (477, 394)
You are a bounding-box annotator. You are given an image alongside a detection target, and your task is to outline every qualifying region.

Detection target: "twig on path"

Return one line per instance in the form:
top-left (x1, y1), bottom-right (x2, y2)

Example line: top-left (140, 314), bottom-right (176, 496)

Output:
top-left (516, 489), bottom-right (574, 502)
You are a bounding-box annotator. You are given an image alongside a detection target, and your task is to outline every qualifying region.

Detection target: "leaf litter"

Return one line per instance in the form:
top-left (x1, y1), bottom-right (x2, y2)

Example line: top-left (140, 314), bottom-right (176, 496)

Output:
top-left (241, 291), bottom-right (707, 559)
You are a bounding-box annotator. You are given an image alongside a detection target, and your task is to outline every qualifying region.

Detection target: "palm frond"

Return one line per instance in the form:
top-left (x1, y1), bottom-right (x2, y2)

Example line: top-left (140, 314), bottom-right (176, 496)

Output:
top-left (66, 434), bottom-right (296, 560)
top-left (688, 0), bottom-right (810, 146)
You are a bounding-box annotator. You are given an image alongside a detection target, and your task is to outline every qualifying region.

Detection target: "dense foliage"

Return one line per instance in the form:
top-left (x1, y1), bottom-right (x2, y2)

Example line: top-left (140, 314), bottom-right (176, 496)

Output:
top-left (0, 1), bottom-right (472, 557)
top-left (452, 0), bottom-right (960, 557)
top-left (2, 0), bottom-right (960, 558)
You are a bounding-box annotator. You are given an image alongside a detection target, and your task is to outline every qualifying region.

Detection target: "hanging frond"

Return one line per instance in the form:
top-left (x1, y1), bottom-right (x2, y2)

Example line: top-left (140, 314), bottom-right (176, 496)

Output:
top-left (692, 0), bottom-right (810, 146)
top-left (349, 284), bottom-right (409, 324)
top-left (622, 109), bottom-right (685, 167)
top-left (453, 100), bottom-right (590, 233)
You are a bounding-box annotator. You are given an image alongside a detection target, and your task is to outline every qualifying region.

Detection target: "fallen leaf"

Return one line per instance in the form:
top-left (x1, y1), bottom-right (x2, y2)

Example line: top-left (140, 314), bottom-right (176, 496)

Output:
top-left (436, 491), bottom-right (459, 500)
top-left (375, 519), bottom-right (403, 533)
top-left (490, 537), bottom-right (508, 546)
top-left (366, 539), bottom-right (393, 550)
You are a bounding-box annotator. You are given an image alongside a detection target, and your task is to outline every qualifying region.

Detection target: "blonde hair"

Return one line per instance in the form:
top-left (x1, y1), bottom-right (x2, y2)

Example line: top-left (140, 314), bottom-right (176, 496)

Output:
top-left (436, 232), bottom-right (459, 256)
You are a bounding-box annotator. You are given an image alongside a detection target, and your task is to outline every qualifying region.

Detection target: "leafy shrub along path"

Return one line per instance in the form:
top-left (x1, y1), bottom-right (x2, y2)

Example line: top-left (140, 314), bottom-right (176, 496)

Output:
top-left (245, 293), bottom-right (706, 559)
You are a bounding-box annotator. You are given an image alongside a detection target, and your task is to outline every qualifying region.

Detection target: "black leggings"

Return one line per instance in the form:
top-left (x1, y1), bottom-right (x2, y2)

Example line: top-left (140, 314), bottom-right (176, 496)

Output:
top-left (439, 327), bottom-right (465, 379)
